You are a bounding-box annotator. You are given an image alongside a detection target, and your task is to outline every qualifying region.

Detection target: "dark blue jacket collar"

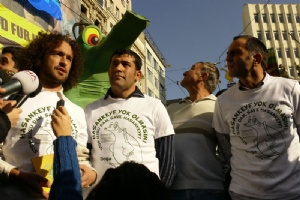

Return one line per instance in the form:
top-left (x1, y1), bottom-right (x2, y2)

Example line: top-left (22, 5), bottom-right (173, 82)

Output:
top-left (104, 87), bottom-right (144, 99)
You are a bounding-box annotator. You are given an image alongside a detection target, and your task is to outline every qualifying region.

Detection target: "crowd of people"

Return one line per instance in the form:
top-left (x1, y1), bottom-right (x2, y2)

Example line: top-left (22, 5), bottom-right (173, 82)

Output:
top-left (0, 31), bottom-right (299, 200)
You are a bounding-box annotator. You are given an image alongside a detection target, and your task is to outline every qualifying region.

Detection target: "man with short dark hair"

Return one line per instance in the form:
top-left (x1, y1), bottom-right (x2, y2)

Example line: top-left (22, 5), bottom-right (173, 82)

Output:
top-left (85, 48), bottom-right (176, 188)
top-left (0, 46), bottom-right (21, 73)
top-left (213, 35), bottom-right (300, 200)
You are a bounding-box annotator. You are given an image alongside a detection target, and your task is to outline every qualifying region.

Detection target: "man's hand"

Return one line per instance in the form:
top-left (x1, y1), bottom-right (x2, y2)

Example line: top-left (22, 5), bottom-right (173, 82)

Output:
top-left (0, 87), bottom-right (6, 95)
top-left (80, 164), bottom-right (97, 188)
top-left (0, 88), bottom-right (6, 108)
top-left (1, 100), bottom-right (22, 127)
top-left (1, 99), bottom-right (16, 110)
top-left (9, 168), bottom-right (51, 199)
top-left (51, 106), bottom-right (71, 137)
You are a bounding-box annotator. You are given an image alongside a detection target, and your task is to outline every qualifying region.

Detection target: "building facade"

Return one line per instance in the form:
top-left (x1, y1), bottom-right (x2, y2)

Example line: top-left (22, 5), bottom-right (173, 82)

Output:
top-left (243, 4), bottom-right (300, 80)
top-left (80, 0), bottom-right (168, 104)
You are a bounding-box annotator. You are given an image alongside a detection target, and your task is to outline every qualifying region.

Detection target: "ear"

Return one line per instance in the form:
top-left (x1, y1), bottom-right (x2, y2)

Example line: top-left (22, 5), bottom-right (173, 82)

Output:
top-left (201, 72), bottom-right (209, 80)
top-left (135, 70), bottom-right (142, 82)
top-left (253, 53), bottom-right (263, 64)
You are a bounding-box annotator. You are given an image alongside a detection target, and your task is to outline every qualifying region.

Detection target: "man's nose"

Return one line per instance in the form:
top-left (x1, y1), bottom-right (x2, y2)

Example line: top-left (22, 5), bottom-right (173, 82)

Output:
top-left (226, 53), bottom-right (232, 62)
top-left (59, 57), bottom-right (67, 67)
top-left (114, 63), bottom-right (123, 71)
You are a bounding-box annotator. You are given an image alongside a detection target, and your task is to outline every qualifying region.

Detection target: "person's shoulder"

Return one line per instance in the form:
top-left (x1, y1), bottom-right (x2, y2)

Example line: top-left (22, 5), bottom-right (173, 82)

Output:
top-left (206, 94), bottom-right (217, 101)
top-left (268, 75), bottom-right (299, 87)
top-left (143, 94), bottom-right (161, 102)
top-left (64, 97), bottom-right (84, 111)
top-left (216, 85), bottom-right (236, 100)
top-left (84, 97), bottom-right (105, 110)
top-left (166, 100), bottom-right (182, 111)
top-left (142, 95), bottom-right (168, 108)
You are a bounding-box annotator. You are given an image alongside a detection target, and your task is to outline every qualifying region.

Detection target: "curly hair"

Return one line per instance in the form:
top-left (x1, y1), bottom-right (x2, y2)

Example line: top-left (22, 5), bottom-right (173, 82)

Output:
top-left (17, 31), bottom-right (83, 91)
top-left (197, 62), bottom-right (220, 93)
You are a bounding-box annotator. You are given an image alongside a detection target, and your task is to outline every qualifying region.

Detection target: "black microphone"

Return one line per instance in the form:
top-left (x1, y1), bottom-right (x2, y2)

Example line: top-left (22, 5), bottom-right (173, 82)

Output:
top-left (0, 70), bottom-right (39, 98)
top-left (0, 70), bottom-right (15, 85)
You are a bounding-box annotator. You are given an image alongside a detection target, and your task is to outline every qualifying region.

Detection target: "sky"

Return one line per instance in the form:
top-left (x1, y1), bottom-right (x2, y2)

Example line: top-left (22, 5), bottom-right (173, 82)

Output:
top-left (132, 0), bottom-right (299, 100)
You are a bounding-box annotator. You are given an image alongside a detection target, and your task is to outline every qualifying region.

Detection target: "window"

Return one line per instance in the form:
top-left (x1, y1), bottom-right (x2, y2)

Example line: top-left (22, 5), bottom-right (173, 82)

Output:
top-left (78, 6), bottom-right (89, 36)
top-left (287, 14), bottom-right (292, 23)
top-left (110, 22), bottom-right (114, 30)
top-left (115, 7), bottom-right (119, 18)
top-left (282, 31), bottom-right (287, 40)
top-left (121, 0), bottom-right (125, 6)
top-left (257, 31), bottom-right (262, 40)
top-left (147, 68), bottom-right (153, 82)
top-left (286, 48), bottom-right (291, 58)
top-left (274, 31), bottom-right (279, 40)
top-left (270, 14), bottom-right (275, 23)
top-left (296, 14), bottom-right (300, 23)
top-left (109, 0), bottom-right (114, 12)
top-left (94, 20), bottom-right (99, 26)
top-left (81, 5), bottom-right (87, 15)
top-left (254, 14), bottom-right (259, 23)
top-left (154, 77), bottom-right (159, 88)
top-left (289, 67), bottom-right (295, 76)
top-left (159, 83), bottom-right (165, 94)
top-left (147, 50), bottom-right (152, 62)
top-left (262, 14), bottom-right (267, 23)
top-left (294, 48), bottom-right (300, 58)
top-left (265, 31), bottom-right (270, 40)
top-left (289, 31), bottom-right (295, 40)
top-left (147, 88), bottom-right (153, 97)
top-left (159, 67), bottom-right (164, 77)
top-left (278, 14), bottom-right (283, 23)
top-left (277, 48), bottom-right (282, 58)
top-left (153, 59), bottom-right (158, 70)
top-left (98, 0), bottom-right (105, 7)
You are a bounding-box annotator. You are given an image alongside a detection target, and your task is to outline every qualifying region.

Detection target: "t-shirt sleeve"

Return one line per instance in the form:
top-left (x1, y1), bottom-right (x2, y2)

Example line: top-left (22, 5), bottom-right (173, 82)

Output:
top-left (154, 101), bottom-right (175, 139)
top-left (212, 98), bottom-right (230, 134)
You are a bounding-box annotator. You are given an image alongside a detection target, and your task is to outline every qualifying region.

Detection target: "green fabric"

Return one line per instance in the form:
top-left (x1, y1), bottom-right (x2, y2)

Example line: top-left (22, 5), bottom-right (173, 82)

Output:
top-left (64, 11), bottom-right (150, 108)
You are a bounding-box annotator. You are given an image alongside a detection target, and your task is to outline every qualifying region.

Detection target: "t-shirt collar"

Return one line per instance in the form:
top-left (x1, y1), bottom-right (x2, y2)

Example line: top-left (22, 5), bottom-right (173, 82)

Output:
top-left (104, 86), bottom-right (144, 100)
top-left (238, 72), bottom-right (267, 91)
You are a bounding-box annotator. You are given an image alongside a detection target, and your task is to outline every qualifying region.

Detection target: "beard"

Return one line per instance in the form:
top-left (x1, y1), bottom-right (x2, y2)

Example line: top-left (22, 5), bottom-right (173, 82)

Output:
top-left (39, 67), bottom-right (69, 88)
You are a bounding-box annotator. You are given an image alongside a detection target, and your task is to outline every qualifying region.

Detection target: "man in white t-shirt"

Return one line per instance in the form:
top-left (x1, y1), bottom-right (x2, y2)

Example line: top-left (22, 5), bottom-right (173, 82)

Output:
top-left (0, 32), bottom-right (96, 200)
top-left (212, 35), bottom-right (300, 200)
top-left (85, 48), bottom-right (176, 188)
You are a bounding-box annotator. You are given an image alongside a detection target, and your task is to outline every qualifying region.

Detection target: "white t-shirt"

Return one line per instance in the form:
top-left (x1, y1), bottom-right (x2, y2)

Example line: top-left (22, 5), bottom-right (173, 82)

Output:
top-left (212, 74), bottom-right (300, 199)
top-left (85, 95), bottom-right (174, 181)
top-left (0, 90), bottom-right (88, 200)
top-left (2, 90), bottom-right (87, 171)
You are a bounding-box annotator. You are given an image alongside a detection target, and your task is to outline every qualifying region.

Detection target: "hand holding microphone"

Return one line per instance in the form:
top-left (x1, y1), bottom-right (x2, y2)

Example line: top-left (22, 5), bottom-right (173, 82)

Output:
top-left (0, 88), bottom-right (22, 143)
top-left (0, 70), bottom-right (39, 143)
top-left (2, 100), bottom-right (22, 128)
top-left (0, 70), bottom-right (39, 98)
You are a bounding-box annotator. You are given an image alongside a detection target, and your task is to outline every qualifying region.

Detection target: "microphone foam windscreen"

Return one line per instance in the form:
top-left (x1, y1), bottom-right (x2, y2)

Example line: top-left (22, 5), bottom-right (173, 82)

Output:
top-left (12, 70), bottom-right (39, 95)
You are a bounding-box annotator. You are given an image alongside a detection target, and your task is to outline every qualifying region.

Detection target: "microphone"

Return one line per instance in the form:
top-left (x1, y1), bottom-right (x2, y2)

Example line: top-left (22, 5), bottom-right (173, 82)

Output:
top-left (8, 79), bottom-right (42, 108)
top-left (0, 70), bottom-right (39, 98)
top-left (0, 70), bottom-right (15, 85)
